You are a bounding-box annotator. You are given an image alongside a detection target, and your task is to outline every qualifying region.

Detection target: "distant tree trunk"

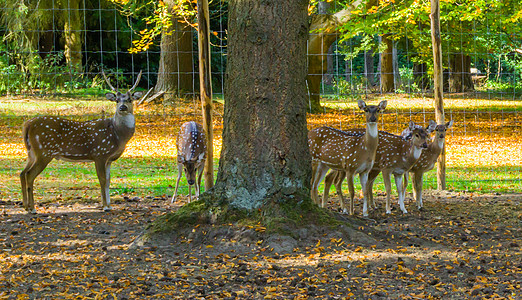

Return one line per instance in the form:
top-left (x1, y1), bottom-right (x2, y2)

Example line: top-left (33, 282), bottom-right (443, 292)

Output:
top-left (39, 30), bottom-right (54, 59)
top-left (413, 62), bottom-right (429, 91)
top-left (449, 53), bottom-right (474, 92)
top-left (364, 49), bottom-right (375, 88)
top-left (307, 0), bottom-right (364, 112)
top-left (155, 0), bottom-right (195, 100)
top-left (323, 42), bottom-right (336, 86)
top-left (392, 40), bottom-right (401, 89)
top-left (63, 0), bottom-right (82, 73)
top-left (205, 0), bottom-right (311, 210)
top-left (380, 34), bottom-right (394, 92)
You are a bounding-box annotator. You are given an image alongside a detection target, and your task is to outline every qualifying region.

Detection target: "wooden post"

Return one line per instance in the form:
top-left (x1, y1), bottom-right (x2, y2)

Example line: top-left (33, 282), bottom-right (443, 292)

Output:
top-left (198, 0), bottom-right (214, 190)
top-left (430, 0), bottom-right (446, 190)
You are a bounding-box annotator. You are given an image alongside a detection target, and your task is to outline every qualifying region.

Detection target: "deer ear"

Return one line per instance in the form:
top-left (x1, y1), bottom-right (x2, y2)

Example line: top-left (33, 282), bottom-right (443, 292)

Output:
top-left (105, 93), bottom-right (117, 102)
top-left (427, 120), bottom-right (437, 133)
top-left (357, 100), bottom-right (367, 110)
top-left (446, 119), bottom-right (453, 129)
top-left (132, 91), bottom-right (143, 101)
top-left (378, 100), bottom-right (387, 111)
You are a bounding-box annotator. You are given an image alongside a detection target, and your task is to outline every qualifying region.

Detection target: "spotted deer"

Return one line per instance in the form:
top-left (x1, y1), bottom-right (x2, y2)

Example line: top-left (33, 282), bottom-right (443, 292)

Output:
top-left (171, 121), bottom-right (206, 203)
top-left (323, 121), bottom-right (435, 215)
top-left (20, 71), bottom-right (143, 213)
top-left (401, 120), bottom-right (453, 209)
top-left (308, 100), bottom-right (387, 216)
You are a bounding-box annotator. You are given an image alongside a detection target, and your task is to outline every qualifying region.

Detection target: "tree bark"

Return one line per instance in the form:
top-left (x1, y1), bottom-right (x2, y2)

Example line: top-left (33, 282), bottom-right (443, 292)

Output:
top-left (155, 0), bottom-right (195, 100)
top-left (380, 34), bottom-right (394, 92)
top-left (206, 0), bottom-right (311, 210)
top-left (63, 0), bottom-right (82, 73)
top-left (449, 53), bottom-right (474, 92)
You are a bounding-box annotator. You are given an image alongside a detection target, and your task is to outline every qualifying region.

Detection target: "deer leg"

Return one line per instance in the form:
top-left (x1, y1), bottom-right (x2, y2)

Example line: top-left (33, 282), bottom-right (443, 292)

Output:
top-left (394, 173), bottom-right (408, 214)
top-left (188, 184), bottom-right (192, 203)
top-left (23, 156), bottom-right (52, 214)
top-left (20, 154), bottom-right (37, 211)
top-left (323, 170), bottom-right (338, 209)
top-left (382, 170), bottom-right (393, 214)
top-left (171, 163), bottom-right (183, 203)
top-left (367, 170), bottom-right (379, 209)
top-left (412, 171), bottom-right (424, 209)
top-left (196, 164), bottom-right (204, 198)
top-left (345, 173), bottom-right (355, 215)
top-left (359, 171), bottom-right (369, 217)
top-left (311, 163), bottom-right (329, 206)
top-left (402, 172), bottom-right (409, 201)
top-left (95, 160), bottom-right (112, 212)
top-left (334, 171), bottom-right (345, 204)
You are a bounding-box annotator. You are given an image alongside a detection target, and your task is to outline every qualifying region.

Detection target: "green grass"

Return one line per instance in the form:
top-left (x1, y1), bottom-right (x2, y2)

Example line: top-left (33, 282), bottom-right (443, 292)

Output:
top-left (317, 166), bottom-right (521, 199)
top-left (1, 157), bottom-right (221, 203)
top-left (1, 95), bottom-right (520, 204)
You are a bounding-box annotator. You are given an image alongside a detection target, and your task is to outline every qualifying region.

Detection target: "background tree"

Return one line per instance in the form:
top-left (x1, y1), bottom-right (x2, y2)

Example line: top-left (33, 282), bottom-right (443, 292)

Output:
top-left (153, 1), bottom-right (196, 100)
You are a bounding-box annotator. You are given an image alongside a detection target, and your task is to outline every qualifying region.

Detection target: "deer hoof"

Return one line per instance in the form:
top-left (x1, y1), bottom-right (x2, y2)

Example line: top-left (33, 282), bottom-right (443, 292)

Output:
top-left (103, 206), bottom-right (112, 212)
top-left (28, 209), bottom-right (37, 214)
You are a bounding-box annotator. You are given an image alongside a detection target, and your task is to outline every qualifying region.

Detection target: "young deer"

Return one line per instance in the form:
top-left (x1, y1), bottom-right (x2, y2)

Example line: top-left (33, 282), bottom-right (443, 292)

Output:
top-left (20, 71), bottom-right (143, 213)
top-left (401, 120), bottom-right (453, 209)
top-left (171, 121), bottom-right (206, 203)
top-left (323, 121), bottom-right (435, 215)
top-left (308, 100), bottom-right (387, 216)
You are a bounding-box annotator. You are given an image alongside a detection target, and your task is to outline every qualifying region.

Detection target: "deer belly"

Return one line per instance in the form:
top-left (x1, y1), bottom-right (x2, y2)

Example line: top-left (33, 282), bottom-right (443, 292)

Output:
top-left (355, 161), bottom-right (372, 174)
top-left (55, 154), bottom-right (92, 162)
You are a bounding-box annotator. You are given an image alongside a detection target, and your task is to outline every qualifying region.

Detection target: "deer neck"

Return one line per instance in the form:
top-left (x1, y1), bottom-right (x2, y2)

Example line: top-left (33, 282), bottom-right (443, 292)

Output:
top-left (407, 141), bottom-right (423, 163)
top-left (112, 112), bottom-right (135, 142)
top-left (363, 122), bottom-right (379, 150)
top-left (425, 137), bottom-right (444, 159)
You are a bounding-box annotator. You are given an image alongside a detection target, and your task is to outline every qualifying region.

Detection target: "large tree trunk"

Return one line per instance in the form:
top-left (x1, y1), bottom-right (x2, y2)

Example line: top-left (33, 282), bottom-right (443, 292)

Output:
top-left (449, 53), bottom-right (474, 92)
top-left (307, 0), bottom-right (363, 112)
top-left (380, 34), bottom-right (394, 92)
top-left (155, 0), bottom-right (195, 100)
top-left (63, 0), bottom-right (82, 73)
top-left (206, 0), bottom-right (311, 210)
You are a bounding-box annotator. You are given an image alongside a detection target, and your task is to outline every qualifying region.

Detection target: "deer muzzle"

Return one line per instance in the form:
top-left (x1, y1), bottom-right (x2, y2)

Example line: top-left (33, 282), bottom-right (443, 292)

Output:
top-left (187, 179), bottom-right (195, 185)
top-left (422, 142), bottom-right (428, 149)
top-left (119, 105), bottom-right (128, 112)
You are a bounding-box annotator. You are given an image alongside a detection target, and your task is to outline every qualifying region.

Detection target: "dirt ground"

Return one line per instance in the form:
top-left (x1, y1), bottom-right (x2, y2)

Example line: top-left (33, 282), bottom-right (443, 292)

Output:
top-left (0, 191), bottom-right (521, 299)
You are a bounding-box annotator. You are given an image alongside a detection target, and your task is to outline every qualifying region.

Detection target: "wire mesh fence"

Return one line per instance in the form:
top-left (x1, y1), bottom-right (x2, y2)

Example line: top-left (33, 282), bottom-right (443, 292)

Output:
top-left (0, 0), bottom-right (520, 205)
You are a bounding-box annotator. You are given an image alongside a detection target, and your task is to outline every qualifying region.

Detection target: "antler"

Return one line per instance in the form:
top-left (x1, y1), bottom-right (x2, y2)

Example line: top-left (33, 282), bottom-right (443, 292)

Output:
top-left (128, 70), bottom-right (142, 93)
top-left (102, 70), bottom-right (117, 92)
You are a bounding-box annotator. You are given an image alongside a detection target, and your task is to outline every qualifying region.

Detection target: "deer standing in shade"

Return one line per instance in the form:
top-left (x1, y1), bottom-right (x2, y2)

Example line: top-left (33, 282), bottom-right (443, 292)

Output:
top-left (401, 120), bottom-right (453, 209)
top-left (171, 121), bottom-right (206, 203)
top-left (308, 100), bottom-right (387, 216)
top-left (20, 71), bottom-right (143, 213)
top-left (323, 121), bottom-right (435, 215)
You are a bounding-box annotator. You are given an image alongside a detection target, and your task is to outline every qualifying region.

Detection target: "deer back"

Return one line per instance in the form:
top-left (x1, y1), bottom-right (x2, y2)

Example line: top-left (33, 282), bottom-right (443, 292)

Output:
top-left (177, 121), bottom-right (206, 165)
top-left (23, 116), bottom-right (131, 162)
top-left (308, 126), bottom-right (376, 171)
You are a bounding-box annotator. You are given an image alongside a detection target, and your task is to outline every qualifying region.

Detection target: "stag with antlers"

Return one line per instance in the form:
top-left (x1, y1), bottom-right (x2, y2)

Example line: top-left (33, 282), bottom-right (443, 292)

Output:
top-left (20, 71), bottom-right (143, 213)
